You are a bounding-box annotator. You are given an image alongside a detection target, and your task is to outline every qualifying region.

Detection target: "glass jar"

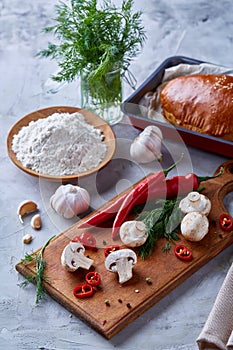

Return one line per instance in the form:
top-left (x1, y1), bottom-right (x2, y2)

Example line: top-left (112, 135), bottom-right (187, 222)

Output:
top-left (80, 67), bottom-right (123, 125)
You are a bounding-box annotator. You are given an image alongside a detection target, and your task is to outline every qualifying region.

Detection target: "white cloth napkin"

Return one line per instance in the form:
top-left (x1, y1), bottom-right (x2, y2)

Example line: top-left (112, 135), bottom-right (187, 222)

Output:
top-left (196, 263), bottom-right (233, 350)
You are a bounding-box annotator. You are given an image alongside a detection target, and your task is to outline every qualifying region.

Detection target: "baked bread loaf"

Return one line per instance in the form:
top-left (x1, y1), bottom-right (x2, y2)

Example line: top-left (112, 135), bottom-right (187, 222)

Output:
top-left (160, 74), bottom-right (233, 140)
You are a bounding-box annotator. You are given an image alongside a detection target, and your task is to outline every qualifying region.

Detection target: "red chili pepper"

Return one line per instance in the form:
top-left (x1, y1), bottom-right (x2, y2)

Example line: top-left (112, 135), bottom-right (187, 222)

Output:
top-left (73, 283), bottom-right (94, 298)
top-left (104, 245), bottom-right (121, 257)
top-left (77, 166), bottom-right (223, 236)
top-left (174, 244), bottom-right (192, 262)
top-left (112, 167), bottom-right (224, 239)
top-left (78, 161), bottom-right (180, 231)
top-left (85, 271), bottom-right (101, 286)
top-left (78, 194), bottom-right (127, 229)
top-left (111, 170), bottom-right (166, 239)
top-left (219, 213), bottom-right (233, 232)
top-left (72, 231), bottom-right (97, 250)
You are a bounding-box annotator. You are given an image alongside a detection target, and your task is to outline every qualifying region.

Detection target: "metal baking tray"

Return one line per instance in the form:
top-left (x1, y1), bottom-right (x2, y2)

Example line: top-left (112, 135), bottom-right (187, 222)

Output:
top-left (122, 56), bottom-right (233, 158)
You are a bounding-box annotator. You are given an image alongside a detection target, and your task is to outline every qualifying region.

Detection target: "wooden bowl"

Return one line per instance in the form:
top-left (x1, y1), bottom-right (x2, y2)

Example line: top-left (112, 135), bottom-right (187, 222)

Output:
top-left (7, 106), bottom-right (116, 182)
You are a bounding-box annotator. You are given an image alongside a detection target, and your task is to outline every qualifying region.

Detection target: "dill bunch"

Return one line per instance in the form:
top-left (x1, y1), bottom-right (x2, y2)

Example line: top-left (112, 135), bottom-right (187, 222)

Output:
top-left (136, 198), bottom-right (183, 260)
top-left (38, 0), bottom-right (146, 83)
top-left (19, 236), bottom-right (55, 304)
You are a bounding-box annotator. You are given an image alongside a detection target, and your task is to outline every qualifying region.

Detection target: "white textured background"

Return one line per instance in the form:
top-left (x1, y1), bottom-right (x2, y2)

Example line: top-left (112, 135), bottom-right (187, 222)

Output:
top-left (0, 1), bottom-right (233, 349)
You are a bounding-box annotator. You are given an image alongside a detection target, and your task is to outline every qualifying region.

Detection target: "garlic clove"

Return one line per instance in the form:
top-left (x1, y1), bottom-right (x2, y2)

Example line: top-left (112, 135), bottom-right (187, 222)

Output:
top-left (17, 200), bottom-right (38, 224)
top-left (22, 234), bottom-right (33, 244)
top-left (130, 125), bottom-right (163, 164)
top-left (31, 214), bottom-right (42, 230)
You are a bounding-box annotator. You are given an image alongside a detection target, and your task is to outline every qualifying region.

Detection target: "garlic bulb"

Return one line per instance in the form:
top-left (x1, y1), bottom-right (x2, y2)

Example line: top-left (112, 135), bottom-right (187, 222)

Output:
top-left (50, 184), bottom-right (90, 219)
top-left (130, 125), bottom-right (163, 163)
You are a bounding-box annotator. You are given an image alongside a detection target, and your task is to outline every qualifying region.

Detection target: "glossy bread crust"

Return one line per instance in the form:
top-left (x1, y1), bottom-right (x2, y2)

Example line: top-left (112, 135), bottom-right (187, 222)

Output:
top-left (160, 74), bottom-right (233, 140)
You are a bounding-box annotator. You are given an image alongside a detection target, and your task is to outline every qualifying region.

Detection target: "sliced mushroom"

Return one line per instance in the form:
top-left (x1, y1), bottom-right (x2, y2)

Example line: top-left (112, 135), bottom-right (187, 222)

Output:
top-left (105, 248), bottom-right (137, 284)
top-left (61, 241), bottom-right (94, 272)
top-left (179, 191), bottom-right (211, 216)
top-left (181, 211), bottom-right (209, 241)
top-left (119, 220), bottom-right (148, 247)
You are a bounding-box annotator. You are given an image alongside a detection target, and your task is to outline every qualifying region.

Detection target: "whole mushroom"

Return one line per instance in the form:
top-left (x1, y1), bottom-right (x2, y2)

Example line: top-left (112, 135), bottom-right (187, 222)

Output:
top-left (105, 248), bottom-right (137, 284)
top-left (61, 241), bottom-right (93, 272)
top-left (181, 211), bottom-right (209, 242)
top-left (119, 220), bottom-right (148, 247)
top-left (179, 191), bottom-right (211, 216)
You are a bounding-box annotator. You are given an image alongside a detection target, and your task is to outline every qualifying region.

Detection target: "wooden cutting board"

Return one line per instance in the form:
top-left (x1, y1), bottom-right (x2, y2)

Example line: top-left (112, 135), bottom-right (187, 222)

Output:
top-left (16, 160), bottom-right (233, 339)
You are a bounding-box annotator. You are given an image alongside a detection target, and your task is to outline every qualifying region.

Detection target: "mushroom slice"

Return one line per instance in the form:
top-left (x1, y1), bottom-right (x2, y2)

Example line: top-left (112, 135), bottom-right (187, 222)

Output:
top-left (179, 191), bottom-right (211, 216)
top-left (119, 220), bottom-right (148, 247)
top-left (61, 241), bottom-right (93, 272)
top-left (181, 211), bottom-right (209, 241)
top-left (105, 248), bottom-right (137, 284)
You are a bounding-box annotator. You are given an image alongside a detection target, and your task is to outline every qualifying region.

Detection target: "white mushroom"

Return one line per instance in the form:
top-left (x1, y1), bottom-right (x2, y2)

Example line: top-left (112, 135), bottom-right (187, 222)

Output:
top-left (105, 248), bottom-right (137, 284)
top-left (61, 241), bottom-right (93, 272)
top-left (179, 191), bottom-right (211, 216)
top-left (130, 125), bottom-right (163, 163)
top-left (119, 221), bottom-right (148, 247)
top-left (181, 211), bottom-right (209, 241)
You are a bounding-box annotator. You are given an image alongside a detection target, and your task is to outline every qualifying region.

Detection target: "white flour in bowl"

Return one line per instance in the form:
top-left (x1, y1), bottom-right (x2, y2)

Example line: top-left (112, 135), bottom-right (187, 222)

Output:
top-left (12, 112), bottom-right (107, 176)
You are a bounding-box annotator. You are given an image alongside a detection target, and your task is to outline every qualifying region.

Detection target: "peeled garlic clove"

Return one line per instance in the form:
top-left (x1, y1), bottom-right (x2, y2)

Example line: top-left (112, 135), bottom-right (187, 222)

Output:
top-left (130, 125), bottom-right (163, 163)
top-left (17, 200), bottom-right (38, 224)
top-left (22, 234), bottom-right (33, 244)
top-left (50, 184), bottom-right (90, 219)
top-left (31, 214), bottom-right (42, 230)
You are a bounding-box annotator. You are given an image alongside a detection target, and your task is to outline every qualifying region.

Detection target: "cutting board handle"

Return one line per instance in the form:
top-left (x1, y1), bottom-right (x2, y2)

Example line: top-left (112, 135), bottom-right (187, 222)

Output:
top-left (205, 160), bottom-right (233, 215)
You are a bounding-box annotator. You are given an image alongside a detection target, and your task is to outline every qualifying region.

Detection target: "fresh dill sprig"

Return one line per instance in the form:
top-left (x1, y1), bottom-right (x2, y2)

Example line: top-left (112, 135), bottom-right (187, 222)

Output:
top-left (19, 235), bottom-right (56, 304)
top-left (37, 0), bottom-right (146, 83)
top-left (136, 198), bottom-right (183, 260)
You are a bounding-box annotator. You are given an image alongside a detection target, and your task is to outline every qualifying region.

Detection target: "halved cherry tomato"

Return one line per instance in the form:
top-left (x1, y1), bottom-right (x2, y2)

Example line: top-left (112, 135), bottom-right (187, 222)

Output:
top-left (219, 213), bottom-right (233, 232)
top-left (73, 283), bottom-right (94, 298)
top-left (85, 271), bottom-right (101, 286)
top-left (72, 231), bottom-right (97, 250)
top-left (104, 245), bottom-right (121, 257)
top-left (174, 244), bottom-right (192, 262)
